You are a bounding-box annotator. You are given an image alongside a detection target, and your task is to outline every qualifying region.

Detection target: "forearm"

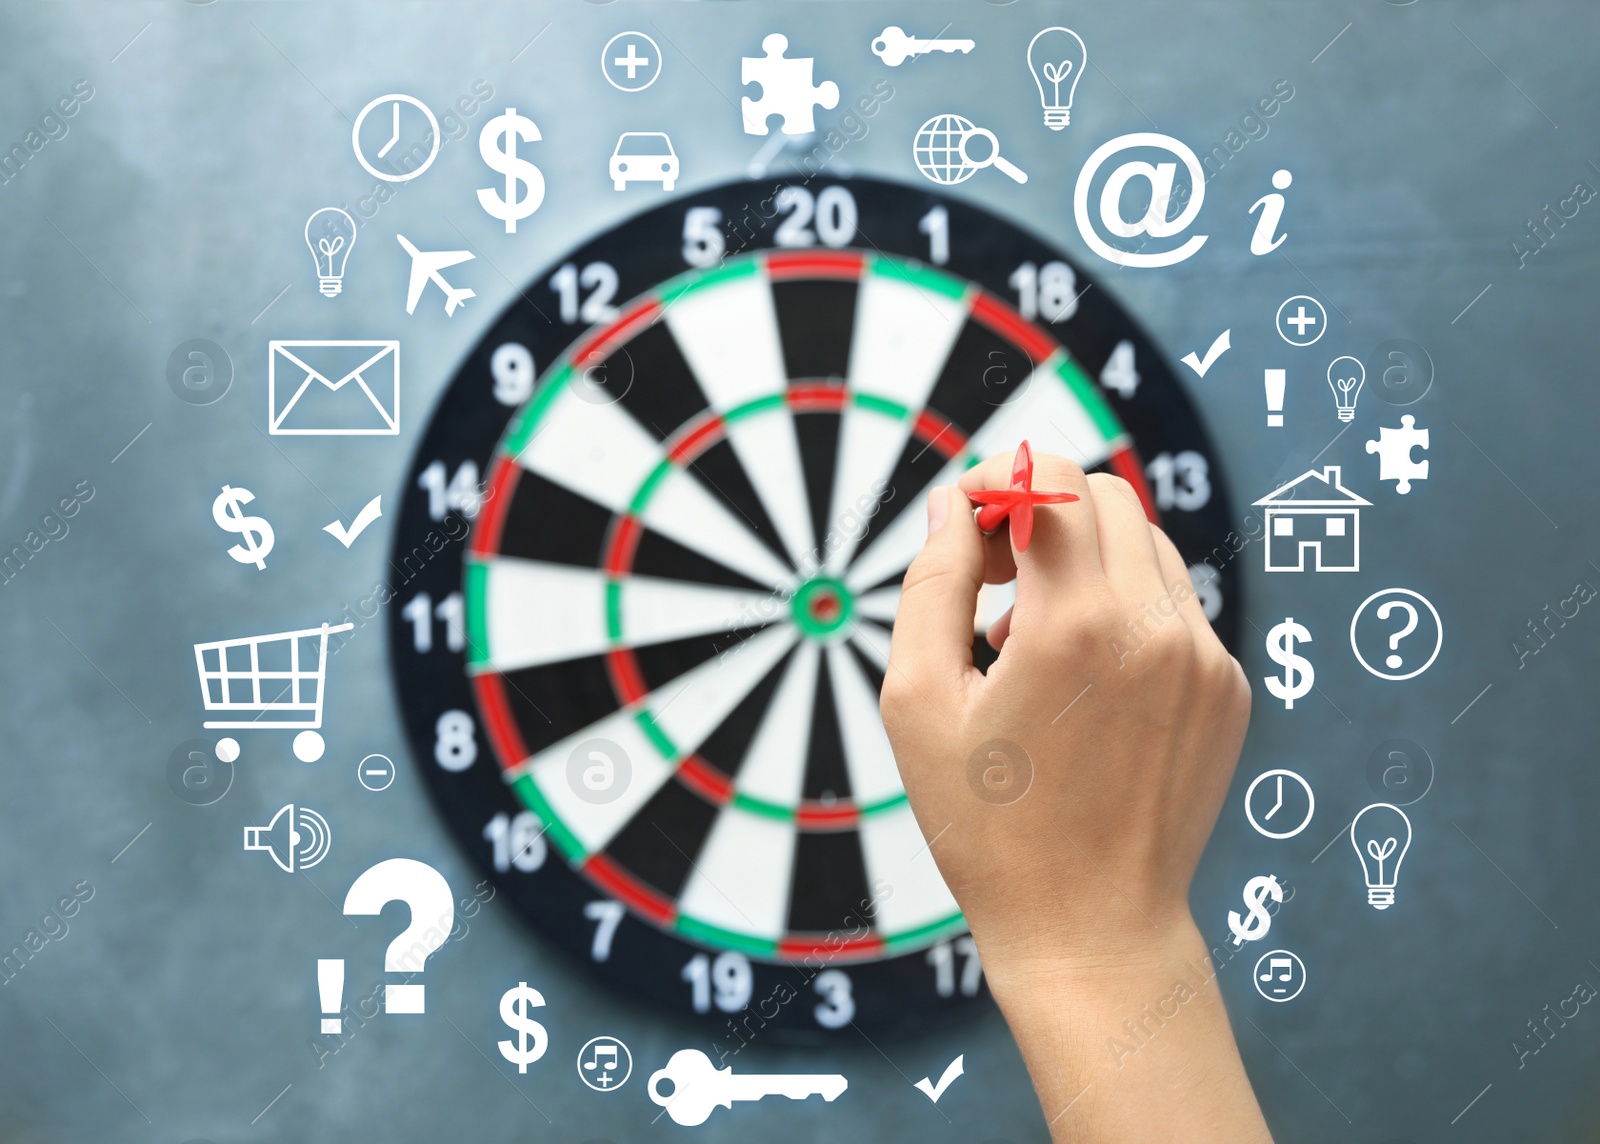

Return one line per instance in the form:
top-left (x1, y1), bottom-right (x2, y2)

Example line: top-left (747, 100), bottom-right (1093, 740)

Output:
top-left (983, 920), bottom-right (1273, 1144)
top-left (887, 463), bottom-right (1269, 1138)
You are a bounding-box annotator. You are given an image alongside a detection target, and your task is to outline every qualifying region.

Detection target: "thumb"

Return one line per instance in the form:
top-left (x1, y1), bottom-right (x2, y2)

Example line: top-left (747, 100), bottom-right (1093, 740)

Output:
top-left (887, 487), bottom-right (985, 693)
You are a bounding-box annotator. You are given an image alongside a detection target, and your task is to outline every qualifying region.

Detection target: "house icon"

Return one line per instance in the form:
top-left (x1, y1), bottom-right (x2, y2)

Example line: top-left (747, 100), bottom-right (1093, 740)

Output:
top-left (1252, 466), bottom-right (1371, 572)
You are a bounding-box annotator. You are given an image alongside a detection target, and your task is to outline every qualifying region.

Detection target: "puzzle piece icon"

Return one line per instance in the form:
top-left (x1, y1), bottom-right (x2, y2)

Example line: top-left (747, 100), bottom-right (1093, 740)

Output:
top-left (1365, 414), bottom-right (1430, 494)
top-left (741, 33), bottom-right (840, 136)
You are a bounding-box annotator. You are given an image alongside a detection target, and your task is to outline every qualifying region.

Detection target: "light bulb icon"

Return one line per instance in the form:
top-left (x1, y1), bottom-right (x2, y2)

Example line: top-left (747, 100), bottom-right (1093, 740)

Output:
top-left (1350, 802), bottom-right (1411, 910)
top-left (1327, 355), bottom-right (1365, 422)
top-left (1027, 27), bottom-right (1087, 131)
top-left (305, 207), bottom-right (357, 297)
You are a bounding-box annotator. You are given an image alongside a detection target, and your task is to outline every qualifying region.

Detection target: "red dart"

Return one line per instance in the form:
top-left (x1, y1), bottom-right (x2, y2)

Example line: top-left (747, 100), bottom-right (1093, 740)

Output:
top-left (967, 439), bottom-right (1079, 552)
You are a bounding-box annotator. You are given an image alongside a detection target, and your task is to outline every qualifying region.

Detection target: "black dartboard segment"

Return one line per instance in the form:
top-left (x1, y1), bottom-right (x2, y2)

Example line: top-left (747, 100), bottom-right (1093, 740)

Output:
top-left (389, 178), bottom-right (1239, 1038)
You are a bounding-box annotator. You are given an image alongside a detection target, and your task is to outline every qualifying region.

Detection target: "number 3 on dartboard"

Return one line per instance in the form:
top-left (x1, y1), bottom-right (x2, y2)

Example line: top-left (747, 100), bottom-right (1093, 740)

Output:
top-left (812, 969), bottom-right (854, 1028)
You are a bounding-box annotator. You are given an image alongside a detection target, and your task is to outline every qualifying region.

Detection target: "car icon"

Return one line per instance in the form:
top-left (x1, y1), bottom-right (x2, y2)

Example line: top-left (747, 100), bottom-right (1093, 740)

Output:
top-left (610, 132), bottom-right (678, 191)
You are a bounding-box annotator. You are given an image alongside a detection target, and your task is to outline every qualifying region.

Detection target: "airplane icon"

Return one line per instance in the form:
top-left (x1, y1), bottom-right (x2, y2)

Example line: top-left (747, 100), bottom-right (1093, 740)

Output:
top-left (396, 234), bottom-right (476, 316)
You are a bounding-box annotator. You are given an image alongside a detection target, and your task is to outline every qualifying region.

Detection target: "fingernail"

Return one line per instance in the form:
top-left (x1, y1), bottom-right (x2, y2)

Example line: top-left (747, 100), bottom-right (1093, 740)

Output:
top-left (927, 487), bottom-right (949, 532)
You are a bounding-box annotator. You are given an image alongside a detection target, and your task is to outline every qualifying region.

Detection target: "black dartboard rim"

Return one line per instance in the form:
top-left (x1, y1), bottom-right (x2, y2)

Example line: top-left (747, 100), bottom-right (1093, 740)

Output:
top-left (388, 176), bottom-right (1239, 1039)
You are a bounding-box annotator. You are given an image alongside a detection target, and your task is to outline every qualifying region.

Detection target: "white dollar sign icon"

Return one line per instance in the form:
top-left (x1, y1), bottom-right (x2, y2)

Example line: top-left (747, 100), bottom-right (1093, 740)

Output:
top-left (1228, 874), bottom-right (1283, 947)
top-left (477, 108), bottom-right (545, 233)
top-left (497, 981), bottom-right (549, 1074)
top-left (212, 485), bottom-right (275, 571)
top-left (1264, 617), bottom-right (1314, 710)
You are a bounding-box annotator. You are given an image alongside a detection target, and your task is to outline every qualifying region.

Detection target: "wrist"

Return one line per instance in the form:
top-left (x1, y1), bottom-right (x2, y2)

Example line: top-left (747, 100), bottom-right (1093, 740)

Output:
top-left (977, 907), bottom-right (1209, 1004)
top-left (978, 916), bottom-right (1271, 1142)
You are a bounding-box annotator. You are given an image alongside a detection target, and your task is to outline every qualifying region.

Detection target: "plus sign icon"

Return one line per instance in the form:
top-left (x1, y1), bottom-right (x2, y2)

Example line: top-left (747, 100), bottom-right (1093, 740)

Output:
top-left (601, 31), bottom-right (662, 92)
top-left (1276, 294), bottom-right (1328, 346)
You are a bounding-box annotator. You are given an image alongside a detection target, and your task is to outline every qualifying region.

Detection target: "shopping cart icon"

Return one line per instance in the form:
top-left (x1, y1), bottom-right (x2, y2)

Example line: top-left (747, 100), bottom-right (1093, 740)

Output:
top-left (193, 622), bottom-right (354, 762)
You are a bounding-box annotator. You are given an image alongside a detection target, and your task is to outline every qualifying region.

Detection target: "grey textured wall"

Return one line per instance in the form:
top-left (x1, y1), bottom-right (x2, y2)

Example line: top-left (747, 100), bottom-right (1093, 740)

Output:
top-left (0, 2), bottom-right (1597, 1143)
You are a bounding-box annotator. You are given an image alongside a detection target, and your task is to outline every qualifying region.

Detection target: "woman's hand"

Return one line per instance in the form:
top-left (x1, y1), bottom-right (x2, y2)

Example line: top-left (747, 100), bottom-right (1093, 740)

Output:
top-left (881, 451), bottom-right (1270, 1143)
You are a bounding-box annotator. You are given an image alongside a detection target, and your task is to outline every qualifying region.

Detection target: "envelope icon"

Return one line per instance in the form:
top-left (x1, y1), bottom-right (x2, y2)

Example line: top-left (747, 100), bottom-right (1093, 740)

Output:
top-left (269, 340), bottom-right (400, 436)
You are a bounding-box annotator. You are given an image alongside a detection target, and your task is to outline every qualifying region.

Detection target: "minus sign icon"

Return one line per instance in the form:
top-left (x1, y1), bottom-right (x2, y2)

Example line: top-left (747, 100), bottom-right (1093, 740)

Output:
top-left (365, 769), bottom-right (387, 775)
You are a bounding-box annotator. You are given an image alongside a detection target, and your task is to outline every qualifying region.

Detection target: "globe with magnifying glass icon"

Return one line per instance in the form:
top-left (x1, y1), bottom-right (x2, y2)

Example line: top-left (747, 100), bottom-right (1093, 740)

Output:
top-left (913, 113), bottom-right (1028, 185)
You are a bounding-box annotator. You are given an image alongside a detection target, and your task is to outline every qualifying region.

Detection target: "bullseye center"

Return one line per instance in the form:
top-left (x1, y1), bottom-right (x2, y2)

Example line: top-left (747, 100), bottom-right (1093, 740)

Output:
top-left (791, 577), bottom-right (854, 640)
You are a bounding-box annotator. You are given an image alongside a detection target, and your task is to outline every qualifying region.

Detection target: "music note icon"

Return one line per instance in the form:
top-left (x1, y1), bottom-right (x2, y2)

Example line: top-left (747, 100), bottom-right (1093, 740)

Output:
top-left (577, 1036), bottom-right (633, 1091)
top-left (1252, 949), bottom-right (1305, 1002)
top-left (1261, 958), bottom-right (1293, 992)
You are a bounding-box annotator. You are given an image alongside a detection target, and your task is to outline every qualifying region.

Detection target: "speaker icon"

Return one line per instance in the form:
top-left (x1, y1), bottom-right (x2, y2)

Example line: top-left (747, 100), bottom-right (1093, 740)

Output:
top-left (244, 803), bottom-right (332, 872)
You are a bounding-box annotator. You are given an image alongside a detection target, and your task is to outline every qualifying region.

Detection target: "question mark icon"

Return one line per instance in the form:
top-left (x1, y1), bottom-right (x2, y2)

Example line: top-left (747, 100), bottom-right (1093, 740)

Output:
top-left (1351, 588), bottom-right (1442, 681)
top-left (1375, 600), bottom-right (1419, 669)
top-left (333, 859), bottom-right (454, 1021)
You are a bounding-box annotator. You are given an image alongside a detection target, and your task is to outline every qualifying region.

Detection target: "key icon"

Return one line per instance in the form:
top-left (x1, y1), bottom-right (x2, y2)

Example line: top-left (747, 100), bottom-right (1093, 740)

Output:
top-left (647, 1048), bottom-right (848, 1126)
top-left (871, 26), bottom-right (976, 67)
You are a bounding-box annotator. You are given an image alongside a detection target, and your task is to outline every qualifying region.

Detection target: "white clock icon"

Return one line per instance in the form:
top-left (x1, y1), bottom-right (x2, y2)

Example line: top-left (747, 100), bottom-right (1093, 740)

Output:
top-left (352, 93), bottom-right (440, 182)
top-left (1244, 768), bottom-right (1315, 839)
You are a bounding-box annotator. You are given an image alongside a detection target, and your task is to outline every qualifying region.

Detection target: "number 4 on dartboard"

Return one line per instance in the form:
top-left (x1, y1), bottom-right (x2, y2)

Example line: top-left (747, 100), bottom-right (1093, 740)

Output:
top-left (1100, 339), bottom-right (1140, 398)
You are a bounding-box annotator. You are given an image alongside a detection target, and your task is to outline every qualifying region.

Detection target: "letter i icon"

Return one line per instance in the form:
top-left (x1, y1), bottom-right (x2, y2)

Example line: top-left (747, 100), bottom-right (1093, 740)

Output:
top-left (1250, 170), bottom-right (1292, 255)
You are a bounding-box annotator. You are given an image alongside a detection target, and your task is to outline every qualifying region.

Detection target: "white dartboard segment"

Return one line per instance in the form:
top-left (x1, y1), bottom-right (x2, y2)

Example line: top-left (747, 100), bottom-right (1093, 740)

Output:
top-left (734, 641), bottom-right (820, 809)
top-left (855, 585), bottom-right (902, 625)
top-left (470, 559), bottom-right (609, 673)
top-left (824, 269), bottom-right (970, 573)
top-left (515, 386), bottom-right (794, 592)
top-left (859, 801), bottom-right (964, 937)
top-left (677, 806), bottom-right (797, 942)
top-left (722, 412), bottom-right (817, 570)
top-left (470, 558), bottom-right (785, 675)
top-left (664, 270), bottom-right (789, 408)
top-left (513, 385), bottom-right (663, 512)
top-left (648, 624), bottom-right (799, 767)
top-left (519, 709), bottom-right (675, 855)
top-left (848, 623), bottom-right (893, 672)
top-left (640, 467), bottom-right (797, 592)
top-left (826, 644), bottom-right (906, 807)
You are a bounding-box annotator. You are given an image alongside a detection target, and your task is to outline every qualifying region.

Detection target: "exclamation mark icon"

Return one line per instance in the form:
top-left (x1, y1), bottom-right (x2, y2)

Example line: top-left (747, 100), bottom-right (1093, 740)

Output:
top-left (319, 958), bottom-right (345, 1035)
top-left (1264, 369), bottom-right (1286, 427)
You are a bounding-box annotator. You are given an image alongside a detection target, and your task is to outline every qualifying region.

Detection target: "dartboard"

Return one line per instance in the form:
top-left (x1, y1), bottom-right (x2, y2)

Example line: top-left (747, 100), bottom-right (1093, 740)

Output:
top-left (390, 177), bottom-right (1238, 1038)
